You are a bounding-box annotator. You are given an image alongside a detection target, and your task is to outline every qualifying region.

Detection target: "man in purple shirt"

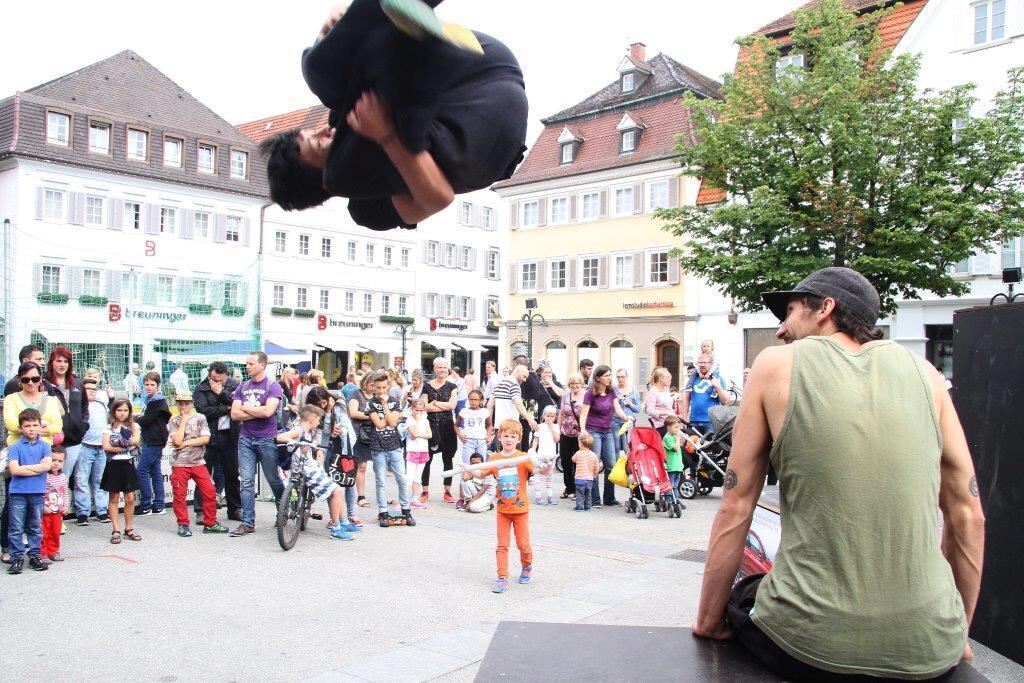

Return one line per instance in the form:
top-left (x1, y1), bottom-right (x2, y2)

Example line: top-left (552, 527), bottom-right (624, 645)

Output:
top-left (228, 352), bottom-right (284, 536)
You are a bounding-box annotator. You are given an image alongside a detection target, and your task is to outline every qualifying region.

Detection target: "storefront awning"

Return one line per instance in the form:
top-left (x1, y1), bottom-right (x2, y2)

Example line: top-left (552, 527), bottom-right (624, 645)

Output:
top-left (33, 327), bottom-right (137, 346)
top-left (164, 340), bottom-right (307, 364)
top-left (452, 340), bottom-right (489, 352)
top-left (419, 335), bottom-right (453, 351)
top-left (355, 340), bottom-right (403, 356)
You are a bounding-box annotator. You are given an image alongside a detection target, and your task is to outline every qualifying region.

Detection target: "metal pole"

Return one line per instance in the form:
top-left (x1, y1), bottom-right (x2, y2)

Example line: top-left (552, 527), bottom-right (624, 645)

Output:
top-left (526, 313), bottom-right (534, 368)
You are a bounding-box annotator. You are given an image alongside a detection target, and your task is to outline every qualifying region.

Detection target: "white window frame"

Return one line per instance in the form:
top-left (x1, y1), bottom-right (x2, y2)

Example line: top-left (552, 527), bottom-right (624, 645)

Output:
top-left (84, 195), bottom-right (105, 226)
top-left (363, 292), bottom-right (373, 314)
top-left (427, 242), bottom-right (438, 264)
top-left (43, 188), bottom-right (66, 221)
top-left (274, 231), bottom-right (287, 253)
top-left (366, 243), bottom-right (375, 263)
top-left (381, 294), bottom-right (391, 315)
top-left (459, 201), bottom-right (472, 225)
top-left (548, 259), bottom-right (568, 290)
top-left (191, 279), bottom-right (208, 305)
top-left (487, 296), bottom-right (500, 320)
top-left (520, 261), bottom-right (538, 292)
top-left (82, 268), bottom-right (102, 297)
top-left (273, 284), bottom-right (285, 307)
top-left (973, 0), bottom-right (1007, 46)
top-left (549, 196), bottom-right (568, 224)
top-left (164, 137), bottom-right (183, 167)
top-left (320, 288), bottom-right (330, 310)
top-left (581, 191), bottom-right (600, 220)
top-left (426, 293), bottom-right (438, 316)
top-left (321, 237), bottom-right (332, 259)
top-left (398, 295), bottom-right (409, 316)
top-left (460, 297), bottom-right (471, 320)
top-left (459, 246), bottom-right (470, 269)
top-left (47, 111), bottom-right (71, 146)
top-left (521, 200), bottom-right (539, 228)
top-left (230, 149), bottom-right (248, 179)
top-left (482, 207), bottom-right (495, 229)
top-left (159, 207), bottom-right (177, 234)
top-left (41, 265), bottom-right (61, 294)
top-left (487, 250), bottom-right (500, 280)
top-left (127, 128), bottom-right (148, 161)
top-left (579, 256), bottom-right (600, 289)
top-left (344, 291), bottom-right (355, 312)
top-left (197, 143), bottom-right (216, 174)
top-left (648, 178), bottom-right (669, 211)
top-left (298, 234), bottom-right (310, 256)
top-left (445, 243), bottom-right (455, 268)
top-left (156, 275), bottom-right (174, 305)
top-left (1002, 237), bottom-right (1023, 269)
top-left (194, 211), bottom-right (210, 239)
top-left (613, 252), bottom-right (634, 288)
top-left (223, 282), bottom-right (239, 307)
top-left (384, 245), bottom-right (393, 266)
top-left (401, 247), bottom-right (410, 268)
top-left (775, 52), bottom-right (805, 79)
top-left (444, 295), bottom-right (455, 318)
top-left (647, 249), bottom-right (670, 285)
top-left (225, 216), bottom-right (241, 243)
top-left (347, 240), bottom-right (357, 261)
top-left (614, 186), bottom-right (634, 216)
top-left (620, 130), bottom-right (636, 153)
top-left (561, 144), bottom-right (573, 164)
top-left (125, 201), bottom-right (142, 230)
top-left (296, 286), bottom-right (308, 309)
top-left (621, 71), bottom-right (635, 93)
top-left (88, 121), bottom-right (110, 154)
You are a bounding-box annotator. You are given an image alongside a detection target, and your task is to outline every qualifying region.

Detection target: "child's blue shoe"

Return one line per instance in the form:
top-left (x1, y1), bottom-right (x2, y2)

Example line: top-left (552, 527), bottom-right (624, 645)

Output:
top-left (518, 565), bottom-right (533, 584)
top-left (339, 520), bottom-right (363, 533)
top-left (547, 497), bottom-right (558, 506)
top-left (492, 577), bottom-right (509, 593)
top-left (329, 523), bottom-right (354, 541)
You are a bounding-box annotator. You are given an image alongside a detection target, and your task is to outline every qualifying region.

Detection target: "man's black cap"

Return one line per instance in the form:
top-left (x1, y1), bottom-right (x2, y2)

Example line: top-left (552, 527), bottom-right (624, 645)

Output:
top-left (761, 267), bottom-right (880, 325)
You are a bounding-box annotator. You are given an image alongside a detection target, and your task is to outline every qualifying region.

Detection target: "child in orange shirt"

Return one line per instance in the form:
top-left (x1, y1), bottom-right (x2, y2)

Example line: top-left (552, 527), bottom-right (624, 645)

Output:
top-left (483, 419), bottom-right (535, 594)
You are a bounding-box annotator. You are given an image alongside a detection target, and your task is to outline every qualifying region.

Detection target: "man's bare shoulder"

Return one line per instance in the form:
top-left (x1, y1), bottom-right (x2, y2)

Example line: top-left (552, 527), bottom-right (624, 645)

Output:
top-left (752, 343), bottom-right (794, 374)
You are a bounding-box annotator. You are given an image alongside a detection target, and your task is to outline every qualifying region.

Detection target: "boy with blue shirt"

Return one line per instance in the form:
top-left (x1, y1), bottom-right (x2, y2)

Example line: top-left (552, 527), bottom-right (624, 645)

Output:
top-left (680, 354), bottom-right (732, 435)
top-left (6, 409), bottom-right (52, 574)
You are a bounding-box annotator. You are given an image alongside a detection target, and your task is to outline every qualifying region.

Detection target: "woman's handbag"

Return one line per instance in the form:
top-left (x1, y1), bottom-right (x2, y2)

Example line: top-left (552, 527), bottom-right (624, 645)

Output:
top-left (327, 436), bottom-right (356, 487)
top-left (608, 454), bottom-right (630, 488)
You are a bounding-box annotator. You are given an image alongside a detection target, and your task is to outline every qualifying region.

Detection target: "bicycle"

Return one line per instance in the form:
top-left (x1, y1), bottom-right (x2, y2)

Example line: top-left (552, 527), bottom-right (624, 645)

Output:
top-left (276, 439), bottom-right (317, 551)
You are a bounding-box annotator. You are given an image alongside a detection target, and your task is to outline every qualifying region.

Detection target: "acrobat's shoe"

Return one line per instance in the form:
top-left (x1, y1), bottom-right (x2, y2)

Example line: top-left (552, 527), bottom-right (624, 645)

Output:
top-left (380, 0), bottom-right (483, 53)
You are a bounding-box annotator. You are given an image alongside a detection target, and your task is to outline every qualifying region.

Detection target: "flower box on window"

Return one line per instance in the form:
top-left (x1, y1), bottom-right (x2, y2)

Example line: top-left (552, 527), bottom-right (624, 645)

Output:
top-left (379, 315), bottom-right (414, 325)
top-left (271, 306), bottom-right (294, 316)
top-left (293, 308), bottom-right (316, 318)
top-left (221, 305), bottom-right (246, 317)
top-left (37, 292), bottom-right (69, 304)
top-left (79, 295), bottom-right (109, 306)
top-left (189, 303), bottom-right (214, 315)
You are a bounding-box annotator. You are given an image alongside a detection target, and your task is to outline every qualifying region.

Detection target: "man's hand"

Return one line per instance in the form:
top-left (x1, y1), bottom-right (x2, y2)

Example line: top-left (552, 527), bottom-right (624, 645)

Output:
top-left (963, 642), bottom-right (975, 664)
top-left (331, 423), bottom-right (342, 438)
top-left (319, 2), bottom-right (349, 38)
top-left (527, 418), bottom-right (539, 432)
top-left (346, 91), bottom-right (396, 146)
top-left (209, 379), bottom-right (224, 396)
top-left (692, 618), bottom-right (734, 641)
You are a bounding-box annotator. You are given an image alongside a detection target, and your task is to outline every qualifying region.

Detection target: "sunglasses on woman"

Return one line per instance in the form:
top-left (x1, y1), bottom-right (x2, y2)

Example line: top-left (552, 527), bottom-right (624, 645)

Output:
top-left (19, 375), bottom-right (42, 384)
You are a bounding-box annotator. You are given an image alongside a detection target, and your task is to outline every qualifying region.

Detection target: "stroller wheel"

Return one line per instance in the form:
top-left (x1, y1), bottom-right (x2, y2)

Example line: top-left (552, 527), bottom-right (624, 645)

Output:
top-left (672, 503), bottom-right (682, 518)
top-left (635, 504), bottom-right (643, 520)
top-left (697, 480), bottom-right (713, 496)
top-left (679, 480), bottom-right (696, 500)
top-left (641, 506), bottom-right (649, 519)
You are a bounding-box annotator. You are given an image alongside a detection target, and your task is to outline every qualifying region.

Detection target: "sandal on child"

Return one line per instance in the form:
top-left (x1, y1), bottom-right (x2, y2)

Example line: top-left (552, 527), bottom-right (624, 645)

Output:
top-left (110, 531), bottom-right (122, 545)
top-left (357, 496), bottom-right (371, 508)
top-left (124, 528), bottom-right (142, 541)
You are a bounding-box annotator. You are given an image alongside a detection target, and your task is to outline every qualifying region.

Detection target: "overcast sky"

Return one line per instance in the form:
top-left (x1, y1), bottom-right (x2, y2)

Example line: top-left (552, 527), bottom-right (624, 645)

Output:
top-left (3, 0), bottom-right (799, 142)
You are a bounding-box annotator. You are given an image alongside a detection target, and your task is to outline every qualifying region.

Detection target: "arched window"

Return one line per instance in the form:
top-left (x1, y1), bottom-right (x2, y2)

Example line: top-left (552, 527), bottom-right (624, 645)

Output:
top-left (609, 339), bottom-right (635, 378)
top-left (545, 340), bottom-right (568, 383)
top-left (577, 339), bottom-right (599, 369)
top-left (509, 341), bottom-right (528, 369)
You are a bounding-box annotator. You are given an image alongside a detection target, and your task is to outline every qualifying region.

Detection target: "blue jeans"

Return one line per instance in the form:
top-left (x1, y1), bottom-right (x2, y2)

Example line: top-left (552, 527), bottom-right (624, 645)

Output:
top-left (588, 429), bottom-right (618, 505)
top-left (371, 448), bottom-right (409, 513)
top-left (74, 444), bottom-right (109, 515)
top-left (8, 493), bottom-right (43, 560)
top-left (612, 419), bottom-right (630, 455)
top-left (669, 471), bottom-right (681, 492)
top-left (63, 444), bottom-right (81, 513)
top-left (238, 436), bottom-right (284, 527)
top-left (136, 445), bottom-right (165, 511)
top-left (574, 480), bottom-right (593, 510)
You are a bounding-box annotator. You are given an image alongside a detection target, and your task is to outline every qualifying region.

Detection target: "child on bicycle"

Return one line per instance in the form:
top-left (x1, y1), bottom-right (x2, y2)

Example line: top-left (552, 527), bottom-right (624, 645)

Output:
top-left (275, 405), bottom-right (355, 541)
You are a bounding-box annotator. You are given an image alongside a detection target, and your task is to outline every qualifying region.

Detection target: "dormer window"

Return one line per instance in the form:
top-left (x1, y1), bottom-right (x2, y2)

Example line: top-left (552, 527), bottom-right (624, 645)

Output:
top-left (616, 47), bottom-right (651, 96)
top-left (616, 113), bottom-right (644, 155)
top-left (622, 72), bottom-right (635, 93)
top-left (556, 127), bottom-right (583, 165)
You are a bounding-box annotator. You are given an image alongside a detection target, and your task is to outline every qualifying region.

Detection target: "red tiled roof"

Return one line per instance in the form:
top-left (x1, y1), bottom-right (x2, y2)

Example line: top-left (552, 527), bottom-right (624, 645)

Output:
top-left (495, 97), bottom-right (693, 189)
top-left (696, 182), bottom-right (726, 206)
top-left (753, 0), bottom-right (928, 53)
top-left (755, 0), bottom-right (885, 36)
top-left (236, 105), bottom-right (329, 145)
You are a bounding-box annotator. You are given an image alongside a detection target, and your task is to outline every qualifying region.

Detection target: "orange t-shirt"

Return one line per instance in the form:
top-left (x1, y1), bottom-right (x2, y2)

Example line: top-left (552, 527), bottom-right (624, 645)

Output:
top-left (482, 450), bottom-right (534, 515)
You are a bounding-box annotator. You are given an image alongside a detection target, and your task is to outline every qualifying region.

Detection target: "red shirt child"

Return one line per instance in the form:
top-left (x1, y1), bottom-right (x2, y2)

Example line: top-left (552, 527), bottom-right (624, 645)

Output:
top-left (41, 447), bottom-right (70, 562)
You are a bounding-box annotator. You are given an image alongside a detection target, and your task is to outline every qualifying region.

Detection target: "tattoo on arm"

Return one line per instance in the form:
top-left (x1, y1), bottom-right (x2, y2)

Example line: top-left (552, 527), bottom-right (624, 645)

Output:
top-left (724, 469), bottom-right (738, 490)
top-left (969, 476), bottom-right (979, 497)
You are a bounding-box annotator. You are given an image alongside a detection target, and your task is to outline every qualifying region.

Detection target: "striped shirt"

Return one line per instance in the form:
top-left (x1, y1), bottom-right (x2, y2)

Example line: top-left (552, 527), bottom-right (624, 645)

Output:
top-left (491, 378), bottom-right (522, 426)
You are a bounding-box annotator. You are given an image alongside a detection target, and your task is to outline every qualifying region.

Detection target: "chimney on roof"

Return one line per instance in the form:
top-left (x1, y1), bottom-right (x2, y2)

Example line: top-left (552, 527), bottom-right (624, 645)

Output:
top-left (629, 42), bottom-right (646, 63)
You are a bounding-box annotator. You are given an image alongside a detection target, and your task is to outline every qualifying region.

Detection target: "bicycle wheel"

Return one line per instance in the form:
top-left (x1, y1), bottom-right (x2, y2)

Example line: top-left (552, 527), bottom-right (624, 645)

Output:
top-left (300, 489), bottom-right (312, 531)
top-left (277, 479), bottom-right (302, 551)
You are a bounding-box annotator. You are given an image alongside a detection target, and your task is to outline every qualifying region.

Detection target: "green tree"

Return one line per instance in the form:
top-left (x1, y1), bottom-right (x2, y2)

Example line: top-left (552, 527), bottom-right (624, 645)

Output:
top-left (659, 0), bottom-right (1024, 314)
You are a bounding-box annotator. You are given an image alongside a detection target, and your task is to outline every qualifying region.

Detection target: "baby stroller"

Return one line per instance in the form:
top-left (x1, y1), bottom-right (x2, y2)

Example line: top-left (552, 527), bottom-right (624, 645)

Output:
top-left (623, 423), bottom-right (684, 519)
top-left (679, 404), bottom-right (738, 499)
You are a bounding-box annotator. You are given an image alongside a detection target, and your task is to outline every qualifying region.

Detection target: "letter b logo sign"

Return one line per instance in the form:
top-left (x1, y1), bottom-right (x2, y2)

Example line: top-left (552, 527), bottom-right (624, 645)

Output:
top-left (108, 303), bottom-right (122, 322)
top-left (317, 314), bottom-right (327, 331)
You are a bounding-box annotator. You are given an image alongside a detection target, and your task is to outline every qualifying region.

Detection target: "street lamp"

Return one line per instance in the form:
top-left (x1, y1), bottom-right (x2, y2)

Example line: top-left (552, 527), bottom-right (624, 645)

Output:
top-left (393, 324), bottom-right (413, 368)
top-left (516, 298), bottom-right (548, 368)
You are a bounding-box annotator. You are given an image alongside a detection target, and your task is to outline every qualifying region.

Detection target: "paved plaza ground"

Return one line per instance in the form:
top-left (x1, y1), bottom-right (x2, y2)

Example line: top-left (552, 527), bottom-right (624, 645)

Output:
top-left (3, 465), bottom-right (1020, 682)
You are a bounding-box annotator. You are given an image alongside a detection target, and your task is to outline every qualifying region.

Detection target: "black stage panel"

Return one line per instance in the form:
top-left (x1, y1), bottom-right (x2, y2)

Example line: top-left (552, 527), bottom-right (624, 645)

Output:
top-left (953, 302), bottom-right (1024, 666)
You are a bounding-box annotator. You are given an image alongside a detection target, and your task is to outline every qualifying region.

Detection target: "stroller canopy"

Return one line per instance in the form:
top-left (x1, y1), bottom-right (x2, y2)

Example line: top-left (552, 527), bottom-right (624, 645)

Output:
top-left (708, 404), bottom-right (739, 435)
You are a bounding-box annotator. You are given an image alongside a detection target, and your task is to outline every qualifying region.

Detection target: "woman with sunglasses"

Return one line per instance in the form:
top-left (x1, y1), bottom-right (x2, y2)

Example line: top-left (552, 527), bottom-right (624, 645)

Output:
top-left (2, 362), bottom-right (64, 564)
top-left (43, 347), bottom-right (89, 518)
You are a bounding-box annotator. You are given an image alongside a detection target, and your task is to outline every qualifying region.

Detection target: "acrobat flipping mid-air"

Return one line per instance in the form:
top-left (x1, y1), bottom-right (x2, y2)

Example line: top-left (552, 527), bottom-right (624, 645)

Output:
top-left (260, 0), bottom-right (529, 231)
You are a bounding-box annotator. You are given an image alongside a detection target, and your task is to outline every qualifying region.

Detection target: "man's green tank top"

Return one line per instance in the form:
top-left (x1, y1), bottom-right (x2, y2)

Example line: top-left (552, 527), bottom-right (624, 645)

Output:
top-left (751, 337), bottom-right (966, 679)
